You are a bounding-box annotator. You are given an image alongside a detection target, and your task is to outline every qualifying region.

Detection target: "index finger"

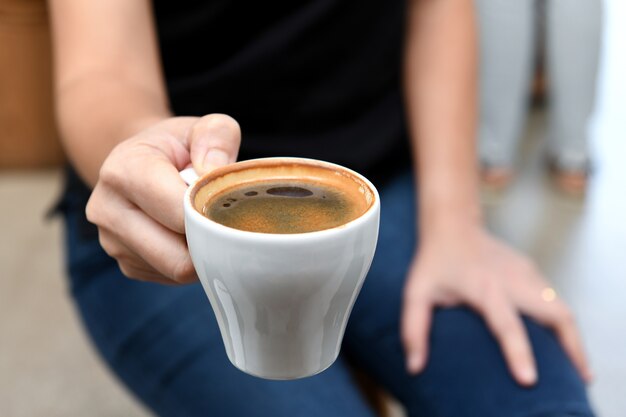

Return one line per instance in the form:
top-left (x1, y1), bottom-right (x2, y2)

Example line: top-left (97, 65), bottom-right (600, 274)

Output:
top-left (101, 137), bottom-right (190, 234)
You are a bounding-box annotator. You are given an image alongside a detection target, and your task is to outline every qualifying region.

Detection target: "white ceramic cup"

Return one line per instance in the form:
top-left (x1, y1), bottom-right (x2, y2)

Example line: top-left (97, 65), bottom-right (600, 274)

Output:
top-left (182, 157), bottom-right (380, 379)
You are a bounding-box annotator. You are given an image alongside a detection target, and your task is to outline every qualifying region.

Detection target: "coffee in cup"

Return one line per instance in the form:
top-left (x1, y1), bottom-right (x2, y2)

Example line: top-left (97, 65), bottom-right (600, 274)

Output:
top-left (201, 177), bottom-right (370, 234)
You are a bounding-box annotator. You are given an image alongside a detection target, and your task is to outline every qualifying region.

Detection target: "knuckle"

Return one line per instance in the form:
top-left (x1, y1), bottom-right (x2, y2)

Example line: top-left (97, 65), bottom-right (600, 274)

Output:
top-left (117, 262), bottom-right (140, 280)
top-left (171, 257), bottom-right (197, 283)
top-left (85, 195), bottom-right (99, 224)
top-left (96, 233), bottom-right (111, 254)
top-left (106, 246), bottom-right (124, 260)
top-left (111, 248), bottom-right (130, 262)
top-left (86, 200), bottom-right (120, 238)
top-left (98, 159), bottom-right (125, 189)
top-left (98, 235), bottom-right (123, 260)
top-left (469, 275), bottom-right (497, 304)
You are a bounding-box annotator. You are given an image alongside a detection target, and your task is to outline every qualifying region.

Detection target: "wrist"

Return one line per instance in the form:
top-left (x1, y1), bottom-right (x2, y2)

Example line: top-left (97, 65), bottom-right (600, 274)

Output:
top-left (416, 169), bottom-right (483, 237)
top-left (419, 201), bottom-right (483, 239)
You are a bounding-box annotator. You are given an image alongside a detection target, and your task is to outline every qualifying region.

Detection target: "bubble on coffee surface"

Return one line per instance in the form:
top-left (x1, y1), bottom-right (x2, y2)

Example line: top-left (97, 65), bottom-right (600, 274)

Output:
top-left (266, 186), bottom-right (313, 198)
top-left (203, 179), bottom-right (366, 234)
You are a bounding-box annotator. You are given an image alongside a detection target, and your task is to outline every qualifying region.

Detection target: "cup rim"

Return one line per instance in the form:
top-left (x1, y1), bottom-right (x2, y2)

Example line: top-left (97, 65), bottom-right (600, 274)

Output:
top-left (184, 157), bottom-right (380, 240)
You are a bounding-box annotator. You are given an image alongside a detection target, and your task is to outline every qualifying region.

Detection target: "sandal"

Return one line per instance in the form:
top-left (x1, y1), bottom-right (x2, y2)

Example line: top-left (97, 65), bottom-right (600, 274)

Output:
top-left (547, 156), bottom-right (591, 196)
top-left (480, 165), bottom-right (514, 191)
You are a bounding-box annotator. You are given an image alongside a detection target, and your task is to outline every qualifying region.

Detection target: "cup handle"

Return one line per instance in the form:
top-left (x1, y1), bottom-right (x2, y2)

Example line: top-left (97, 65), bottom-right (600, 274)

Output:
top-left (179, 167), bottom-right (200, 186)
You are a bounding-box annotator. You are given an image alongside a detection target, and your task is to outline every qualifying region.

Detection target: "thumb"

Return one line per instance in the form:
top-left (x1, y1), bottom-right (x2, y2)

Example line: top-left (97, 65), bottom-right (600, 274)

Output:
top-left (188, 114), bottom-right (241, 174)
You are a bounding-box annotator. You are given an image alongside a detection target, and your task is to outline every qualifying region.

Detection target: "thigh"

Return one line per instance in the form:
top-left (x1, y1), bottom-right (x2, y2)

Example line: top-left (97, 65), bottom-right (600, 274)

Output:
top-left (343, 171), bottom-right (594, 417)
top-left (62, 207), bottom-right (377, 417)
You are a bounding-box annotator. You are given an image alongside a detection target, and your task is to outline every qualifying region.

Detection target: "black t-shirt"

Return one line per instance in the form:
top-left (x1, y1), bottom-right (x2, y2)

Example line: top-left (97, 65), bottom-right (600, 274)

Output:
top-left (152, 0), bottom-right (411, 183)
top-left (62, 0), bottom-right (411, 217)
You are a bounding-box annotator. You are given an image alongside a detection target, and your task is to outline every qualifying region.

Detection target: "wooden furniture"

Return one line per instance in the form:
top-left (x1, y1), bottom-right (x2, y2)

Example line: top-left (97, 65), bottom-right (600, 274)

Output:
top-left (0, 0), bottom-right (64, 168)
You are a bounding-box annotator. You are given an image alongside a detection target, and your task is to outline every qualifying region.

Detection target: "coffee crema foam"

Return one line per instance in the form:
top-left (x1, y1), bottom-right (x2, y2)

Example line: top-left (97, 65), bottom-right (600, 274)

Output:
top-left (203, 179), bottom-right (368, 234)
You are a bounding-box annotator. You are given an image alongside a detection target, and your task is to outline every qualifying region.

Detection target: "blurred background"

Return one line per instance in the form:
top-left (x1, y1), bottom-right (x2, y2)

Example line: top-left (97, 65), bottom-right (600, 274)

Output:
top-left (1, 0), bottom-right (624, 416)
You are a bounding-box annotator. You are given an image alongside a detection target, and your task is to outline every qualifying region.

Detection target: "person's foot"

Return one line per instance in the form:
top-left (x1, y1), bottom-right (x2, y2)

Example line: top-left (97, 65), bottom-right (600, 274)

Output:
top-left (480, 166), bottom-right (514, 191)
top-left (551, 169), bottom-right (588, 195)
top-left (547, 157), bottom-right (590, 196)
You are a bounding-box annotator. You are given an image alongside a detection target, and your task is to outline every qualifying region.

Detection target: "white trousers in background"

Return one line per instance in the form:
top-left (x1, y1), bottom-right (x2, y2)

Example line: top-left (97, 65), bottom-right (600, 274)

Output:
top-left (476, 0), bottom-right (602, 170)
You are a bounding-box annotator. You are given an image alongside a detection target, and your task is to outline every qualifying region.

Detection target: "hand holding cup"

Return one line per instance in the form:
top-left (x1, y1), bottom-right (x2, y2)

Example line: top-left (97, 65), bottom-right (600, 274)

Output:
top-left (86, 114), bottom-right (241, 284)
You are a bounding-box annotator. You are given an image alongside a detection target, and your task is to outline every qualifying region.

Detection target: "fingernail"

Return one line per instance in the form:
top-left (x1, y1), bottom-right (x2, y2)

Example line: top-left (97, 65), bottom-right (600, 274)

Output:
top-left (519, 366), bottom-right (537, 386)
top-left (406, 352), bottom-right (423, 374)
top-left (203, 150), bottom-right (230, 171)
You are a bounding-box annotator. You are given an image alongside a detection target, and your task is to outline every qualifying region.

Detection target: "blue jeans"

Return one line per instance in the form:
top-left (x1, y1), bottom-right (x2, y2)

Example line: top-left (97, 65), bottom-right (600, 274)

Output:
top-left (61, 170), bottom-right (593, 417)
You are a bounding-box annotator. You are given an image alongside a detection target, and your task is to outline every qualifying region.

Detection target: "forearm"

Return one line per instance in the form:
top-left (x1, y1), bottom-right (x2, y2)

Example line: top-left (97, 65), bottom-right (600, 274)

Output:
top-left (56, 76), bottom-right (171, 186)
top-left (404, 0), bottom-right (481, 235)
top-left (49, 0), bottom-right (171, 187)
